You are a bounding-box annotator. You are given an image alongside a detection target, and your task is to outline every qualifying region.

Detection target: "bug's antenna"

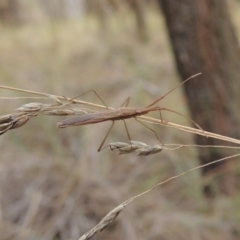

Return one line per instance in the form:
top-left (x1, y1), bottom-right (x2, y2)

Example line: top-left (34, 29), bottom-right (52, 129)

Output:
top-left (146, 73), bottom-right (202, 108)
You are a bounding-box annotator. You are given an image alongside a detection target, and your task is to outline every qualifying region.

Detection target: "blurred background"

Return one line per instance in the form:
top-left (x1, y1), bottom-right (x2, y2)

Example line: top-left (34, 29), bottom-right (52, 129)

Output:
top-left (0, 0), bottom-right (240, 239)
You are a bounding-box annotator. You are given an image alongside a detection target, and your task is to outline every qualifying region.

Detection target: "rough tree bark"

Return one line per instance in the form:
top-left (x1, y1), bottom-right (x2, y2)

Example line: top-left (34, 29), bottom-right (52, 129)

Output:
top-left (158, 0), bottom-right (240, 196)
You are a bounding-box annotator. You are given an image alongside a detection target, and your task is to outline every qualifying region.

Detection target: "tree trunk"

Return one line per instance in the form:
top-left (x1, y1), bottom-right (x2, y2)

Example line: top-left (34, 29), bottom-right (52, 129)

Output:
top-left (158, 0), bottom-right (240, 196)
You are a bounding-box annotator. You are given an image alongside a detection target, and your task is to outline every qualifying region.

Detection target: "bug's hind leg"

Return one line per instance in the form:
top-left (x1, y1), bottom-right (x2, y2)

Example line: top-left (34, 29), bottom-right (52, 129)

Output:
top-left (70, 89), bottom-right (109, 109)
top-left (122, 119), bottom-right (135, 150)
top-left (158, 108), bottom-right (164, 124)
top-left (98, 121), bottom-right (115, 152)
top-left (135, 118), bottom-right (164, 146)
top-left (122, 120), bottom-right (132, 143)
top-left (121, 97), bottom-right (131, 107)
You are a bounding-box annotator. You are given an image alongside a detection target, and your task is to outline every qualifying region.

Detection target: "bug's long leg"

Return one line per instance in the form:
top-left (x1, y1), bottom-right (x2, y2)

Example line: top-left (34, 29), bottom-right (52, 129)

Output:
top-left (99, 98), bottom-right (132, 150)
top-left (98, 121), bottom-right (115, 152)
top-left (135, 118), bottom-right (164, 145)
top-left (157, 107), bottom-right (208, 138)
top-left (123, 120), bottom-right (132, 143)
top-left (69, 89), bottom-right (109, 109)
top-left (158, 108), bottom-right (163, 123)
top-left (121, 97), bottom-right (131, 107)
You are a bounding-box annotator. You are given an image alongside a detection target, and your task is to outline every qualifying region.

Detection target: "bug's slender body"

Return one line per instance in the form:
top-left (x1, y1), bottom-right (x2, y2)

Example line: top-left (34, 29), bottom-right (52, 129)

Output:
top-left (57, 107), bottom-right (157, 128)
top-left (57, 73), bottom-right (204, 151)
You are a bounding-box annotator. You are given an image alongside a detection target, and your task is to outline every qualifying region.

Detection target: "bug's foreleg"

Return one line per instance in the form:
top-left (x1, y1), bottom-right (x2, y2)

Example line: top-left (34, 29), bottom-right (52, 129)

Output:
top-left (70, 89), bottom-right (109, 109)
top-left (122, 120), bottom-right (133, 148)
top-left (98, 121), bottom-right (115, 152)
top-left (158, 108), bottom-right (164, 123)
top-left (121, 97), bottom-right (131, 107)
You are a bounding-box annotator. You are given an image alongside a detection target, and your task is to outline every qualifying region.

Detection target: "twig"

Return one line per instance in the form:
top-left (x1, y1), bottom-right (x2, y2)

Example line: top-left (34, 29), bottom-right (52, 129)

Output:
top-left (1, 85), bottom-right (240, 145)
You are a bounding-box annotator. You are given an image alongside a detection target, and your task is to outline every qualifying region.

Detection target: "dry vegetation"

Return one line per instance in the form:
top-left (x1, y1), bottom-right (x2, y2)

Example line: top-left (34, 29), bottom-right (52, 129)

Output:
top-left (1, 2), bottom-right (240, 240)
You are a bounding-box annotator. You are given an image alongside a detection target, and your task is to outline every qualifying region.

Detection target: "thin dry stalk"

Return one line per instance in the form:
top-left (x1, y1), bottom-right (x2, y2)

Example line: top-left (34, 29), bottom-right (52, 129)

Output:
top-left (109, 141), bottom-right (240, 156)
top-left (0, 85), bottom-right (105, 109)
top-left (78, 153), bottom-right (240, 240)
top-left (139, 117), bottom-right (240, 145)
top-left (1, 84), bottom-right (240, 145)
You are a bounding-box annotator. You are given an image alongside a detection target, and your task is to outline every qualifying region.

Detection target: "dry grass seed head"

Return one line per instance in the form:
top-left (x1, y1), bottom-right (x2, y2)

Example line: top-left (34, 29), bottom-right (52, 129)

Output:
top-left (79, 204), bottom-right (125, 240)
top-left (109, 141), bottom-right (163, 156)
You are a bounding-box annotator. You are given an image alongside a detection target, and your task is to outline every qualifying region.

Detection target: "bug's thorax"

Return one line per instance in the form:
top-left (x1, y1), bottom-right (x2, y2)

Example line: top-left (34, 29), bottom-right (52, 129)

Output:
top-left (109, 107), bottom-right (144, 118)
